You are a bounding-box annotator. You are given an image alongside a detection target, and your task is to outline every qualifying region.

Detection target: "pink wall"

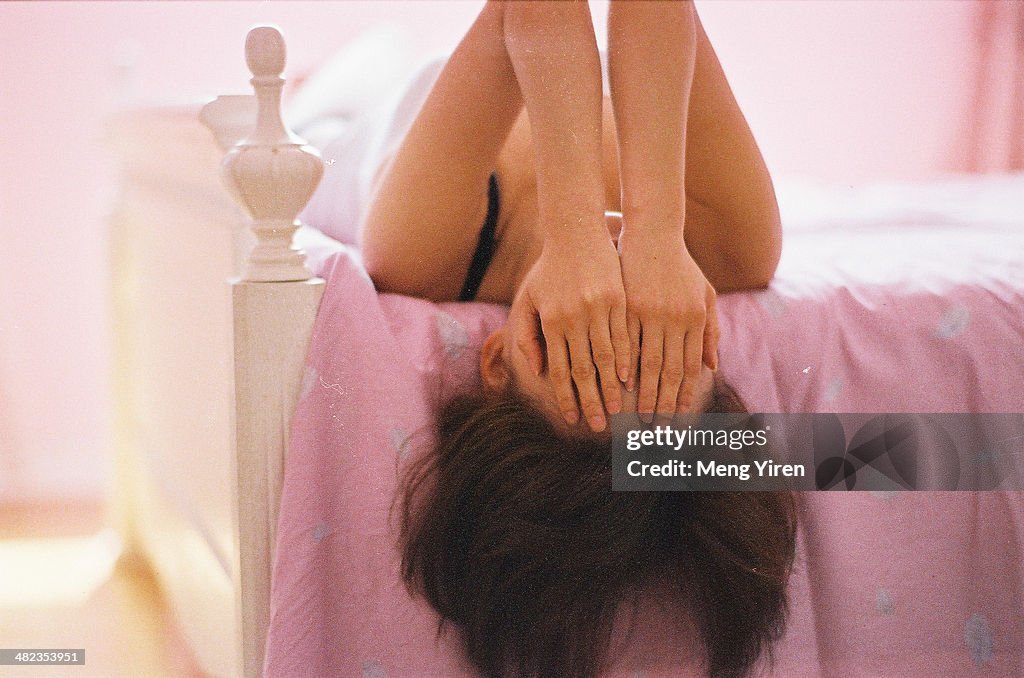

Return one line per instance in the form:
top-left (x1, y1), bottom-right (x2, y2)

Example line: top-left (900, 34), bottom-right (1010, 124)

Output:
top-left (701, 0), bottom-right (978, 180)
top-left (0, 0), bottom-right (999, 501)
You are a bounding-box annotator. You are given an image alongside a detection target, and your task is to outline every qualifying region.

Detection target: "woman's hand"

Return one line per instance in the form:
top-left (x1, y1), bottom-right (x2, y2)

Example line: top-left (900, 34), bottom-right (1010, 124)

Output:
top-left (510, 232), bottom-right (631, 432)
top-left (617, 224), bottom-right (719, 419)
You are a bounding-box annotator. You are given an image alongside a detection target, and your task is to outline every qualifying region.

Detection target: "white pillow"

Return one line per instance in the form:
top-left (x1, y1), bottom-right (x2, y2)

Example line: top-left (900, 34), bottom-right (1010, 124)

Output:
top-left (284, 23), bottom-right (418, 140)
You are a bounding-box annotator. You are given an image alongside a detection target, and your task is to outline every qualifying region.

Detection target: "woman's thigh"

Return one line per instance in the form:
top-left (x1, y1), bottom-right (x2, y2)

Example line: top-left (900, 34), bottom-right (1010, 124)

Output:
top-left (359, 1), bottom-right (525, 301)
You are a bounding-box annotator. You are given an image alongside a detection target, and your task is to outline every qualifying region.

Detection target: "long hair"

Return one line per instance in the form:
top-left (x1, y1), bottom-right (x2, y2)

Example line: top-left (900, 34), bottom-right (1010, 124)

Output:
top-left (400, 378), bottom-right (797, 678)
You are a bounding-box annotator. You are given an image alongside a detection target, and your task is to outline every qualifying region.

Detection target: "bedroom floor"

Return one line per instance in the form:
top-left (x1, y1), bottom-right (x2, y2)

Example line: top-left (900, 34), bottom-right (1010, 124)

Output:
top-left (0, 502), bottom-right (205, 677)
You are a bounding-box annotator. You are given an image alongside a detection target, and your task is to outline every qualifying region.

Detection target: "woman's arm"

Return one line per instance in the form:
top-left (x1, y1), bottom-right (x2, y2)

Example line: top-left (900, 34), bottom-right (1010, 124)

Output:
top-left (607, 1), bottom-right (781, 418)
top-left (503, 1), bottom-right (605, 241)
top-left (679, 9), bottom-right (782, 290)
top-left (361, 0), bottom-right (630, 430)
top-left (502, 0), bottom-right (631, 430)
top-left (608, 0), bottom-right (716, 419)
top-left (609, 0), bottom-right (693, 225)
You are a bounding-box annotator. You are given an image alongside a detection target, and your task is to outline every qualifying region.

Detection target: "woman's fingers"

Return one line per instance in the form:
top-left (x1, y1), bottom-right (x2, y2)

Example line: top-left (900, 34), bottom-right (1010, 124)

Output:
top-left (567, 324), bottom-right (607, 432)
top-left (646, 299), bottom-right (709, 418)
top-left (636, 323), bottom-right (664, 423)
top-left (510, 290), bottom-right (546, 375)
top-left (626, 313), bottom-right (641, 392)
top-left (703, 285), bottom-right (719, 371)
top-left (610, 299), bottom-right (631, 388)
top-left (590, 315), bottom-right (622, 418)
top-left (511, 238), bottom-right (628, 432)
top-left (655, 331), bottom-right (686, 417)
top-left (678, 327), bottom-right (705, 412)
top-left (544, 329), bottom-right (579, 426)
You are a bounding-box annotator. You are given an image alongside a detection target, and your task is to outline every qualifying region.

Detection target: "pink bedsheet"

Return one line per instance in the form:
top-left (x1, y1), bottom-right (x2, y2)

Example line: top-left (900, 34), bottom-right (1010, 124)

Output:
top-left (268, 213), bottom-right (1024, 676)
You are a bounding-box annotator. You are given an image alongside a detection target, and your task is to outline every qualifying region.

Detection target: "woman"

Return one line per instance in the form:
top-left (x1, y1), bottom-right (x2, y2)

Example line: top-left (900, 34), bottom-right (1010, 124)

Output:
top-left (360, 0), bottom-right (782, 434)
top-left (353, 1), bottom-right (794, 676)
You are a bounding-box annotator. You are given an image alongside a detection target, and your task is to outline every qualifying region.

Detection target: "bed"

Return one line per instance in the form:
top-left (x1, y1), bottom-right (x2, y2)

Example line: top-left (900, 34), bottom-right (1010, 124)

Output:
top-left (108, 26), bottom-right (325, 678)
top-left (108, 25), bottom-right (1024, 678)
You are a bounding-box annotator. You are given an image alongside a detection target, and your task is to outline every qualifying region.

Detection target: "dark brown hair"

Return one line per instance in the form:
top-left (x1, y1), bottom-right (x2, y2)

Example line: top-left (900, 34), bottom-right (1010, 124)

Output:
top-left (400, 379), bottom-right (797, 678)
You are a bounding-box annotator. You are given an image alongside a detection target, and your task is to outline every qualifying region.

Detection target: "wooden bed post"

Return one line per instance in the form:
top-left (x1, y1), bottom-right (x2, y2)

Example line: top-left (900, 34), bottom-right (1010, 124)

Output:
top-left (219, 25), bottom-right (325, 678)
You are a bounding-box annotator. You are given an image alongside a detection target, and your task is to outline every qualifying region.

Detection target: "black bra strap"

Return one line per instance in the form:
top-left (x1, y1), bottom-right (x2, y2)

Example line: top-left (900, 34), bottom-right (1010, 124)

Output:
top-left (458, 173), bottom-right (501, 302)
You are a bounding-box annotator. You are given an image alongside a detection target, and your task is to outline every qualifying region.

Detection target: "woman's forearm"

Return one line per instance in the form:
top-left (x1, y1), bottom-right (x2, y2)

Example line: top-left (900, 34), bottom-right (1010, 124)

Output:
top-left (608, 0), bottom-right (697, 233)
top-left (500, 0), bottom-right (607, 244)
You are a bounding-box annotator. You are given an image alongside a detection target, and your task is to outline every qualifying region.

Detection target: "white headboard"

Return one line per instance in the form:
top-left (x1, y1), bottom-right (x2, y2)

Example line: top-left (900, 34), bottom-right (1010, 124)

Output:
top-left (201, 25), bottom-right (325, 677)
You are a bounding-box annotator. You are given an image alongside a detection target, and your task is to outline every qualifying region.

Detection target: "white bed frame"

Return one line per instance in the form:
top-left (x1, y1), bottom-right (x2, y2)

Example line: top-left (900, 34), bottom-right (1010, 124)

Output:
top-left (112, 27), bottom-right (321, 677)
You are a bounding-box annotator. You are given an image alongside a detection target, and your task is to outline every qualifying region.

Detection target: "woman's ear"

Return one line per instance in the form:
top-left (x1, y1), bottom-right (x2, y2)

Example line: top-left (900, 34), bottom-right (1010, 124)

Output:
top-left (480, 330), bottom-right (510, 395)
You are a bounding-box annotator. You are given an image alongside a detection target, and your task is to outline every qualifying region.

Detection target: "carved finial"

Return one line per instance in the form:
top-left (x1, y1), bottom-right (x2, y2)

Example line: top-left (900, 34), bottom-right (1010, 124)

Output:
top-left (220, 25), bottom-right (324, 282)
top-left (245, 25), bottom-right (286, 78)
top-left (240, 25), bottom-right (304, 149)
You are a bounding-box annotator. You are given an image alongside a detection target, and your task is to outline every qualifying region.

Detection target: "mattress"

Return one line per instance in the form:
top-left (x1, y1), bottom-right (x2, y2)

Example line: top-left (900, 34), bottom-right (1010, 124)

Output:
top-left (269, 173), bottom-right (1024, 676)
